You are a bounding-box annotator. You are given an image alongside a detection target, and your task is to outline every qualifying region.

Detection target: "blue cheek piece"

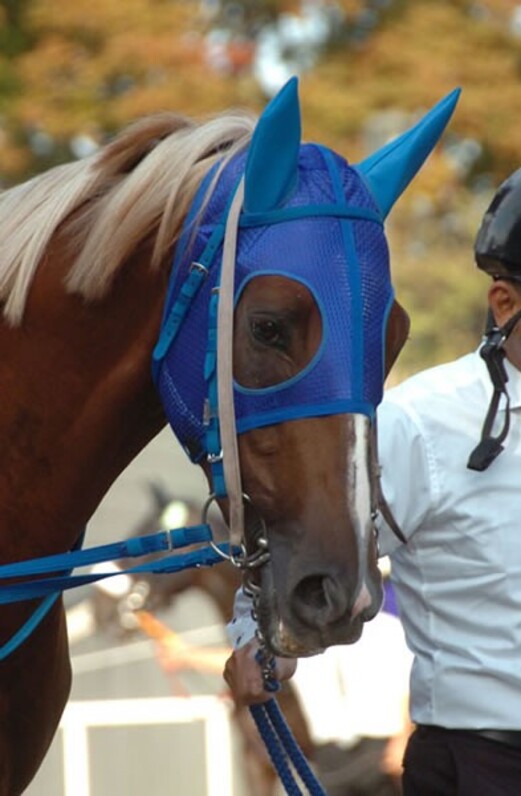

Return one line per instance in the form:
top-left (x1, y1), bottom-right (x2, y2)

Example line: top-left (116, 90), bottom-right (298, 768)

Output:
top-left (153, 144), bottom-right (393, 478)
top-left (152, 164), bottom-right (224, 384)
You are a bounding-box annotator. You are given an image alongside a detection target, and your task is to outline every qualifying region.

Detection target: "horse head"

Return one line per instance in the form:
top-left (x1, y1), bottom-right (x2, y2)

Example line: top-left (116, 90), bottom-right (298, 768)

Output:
top-left (153, 79), bottom-right (459, 657)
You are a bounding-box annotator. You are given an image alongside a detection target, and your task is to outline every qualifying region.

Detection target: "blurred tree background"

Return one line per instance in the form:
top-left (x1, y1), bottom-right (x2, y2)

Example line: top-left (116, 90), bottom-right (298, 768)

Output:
top-left (1, 0), bottom-right (520, 378)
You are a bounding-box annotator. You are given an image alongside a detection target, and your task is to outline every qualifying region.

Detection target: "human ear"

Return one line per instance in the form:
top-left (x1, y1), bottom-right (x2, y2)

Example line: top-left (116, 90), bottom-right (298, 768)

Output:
top-left (488, 280), bottom-right (521, 328)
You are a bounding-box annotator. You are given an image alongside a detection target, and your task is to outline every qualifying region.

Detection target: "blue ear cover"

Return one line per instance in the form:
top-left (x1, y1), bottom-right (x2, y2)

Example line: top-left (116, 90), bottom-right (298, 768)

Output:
top-left (244, 77), bottom-right (302, 213)
top-left (356, 88), bottom-right (461, 218)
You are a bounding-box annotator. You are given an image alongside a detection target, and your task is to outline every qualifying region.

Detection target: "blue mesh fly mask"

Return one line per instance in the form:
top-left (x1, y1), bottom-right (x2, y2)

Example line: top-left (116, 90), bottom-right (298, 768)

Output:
top-left (152, 79), bottom-right (460, 542)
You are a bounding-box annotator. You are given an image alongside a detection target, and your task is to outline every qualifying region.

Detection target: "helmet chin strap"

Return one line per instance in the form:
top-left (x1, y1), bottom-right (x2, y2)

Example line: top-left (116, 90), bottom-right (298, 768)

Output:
top-left (467, 307), bottom-right (521, 471)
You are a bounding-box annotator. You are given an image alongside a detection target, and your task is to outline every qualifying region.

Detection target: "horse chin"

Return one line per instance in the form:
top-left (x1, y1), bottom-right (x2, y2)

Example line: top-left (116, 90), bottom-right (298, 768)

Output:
top-left (271, 618), bottom-right (325, 657)
top-left (269, 614), bottom-right (365, 657)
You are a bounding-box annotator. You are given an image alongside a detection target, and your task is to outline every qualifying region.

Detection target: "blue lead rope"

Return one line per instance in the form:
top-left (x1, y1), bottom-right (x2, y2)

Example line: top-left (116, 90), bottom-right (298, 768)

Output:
top-left (249, 649), bottom-right (327, 795)
top-left (250, 700), bottom-right (326, 796)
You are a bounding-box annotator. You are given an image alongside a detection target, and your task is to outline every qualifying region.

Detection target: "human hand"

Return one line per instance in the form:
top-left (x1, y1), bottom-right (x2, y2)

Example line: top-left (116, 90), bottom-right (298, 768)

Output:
top-left (381, 729), bottom-right (409, 778)
top-left (223, 638), bottom-right (297, 706)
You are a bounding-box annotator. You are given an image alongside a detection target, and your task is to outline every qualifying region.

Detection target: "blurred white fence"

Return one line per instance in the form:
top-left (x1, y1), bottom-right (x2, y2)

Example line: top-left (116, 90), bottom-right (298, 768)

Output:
top-left (26, 696), bottom-right (234, 796)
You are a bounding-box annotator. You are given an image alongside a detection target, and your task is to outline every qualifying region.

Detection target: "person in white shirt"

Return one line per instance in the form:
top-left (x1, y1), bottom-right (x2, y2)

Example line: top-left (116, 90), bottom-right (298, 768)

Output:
top-left (223, 168), bottom-right (521, 795)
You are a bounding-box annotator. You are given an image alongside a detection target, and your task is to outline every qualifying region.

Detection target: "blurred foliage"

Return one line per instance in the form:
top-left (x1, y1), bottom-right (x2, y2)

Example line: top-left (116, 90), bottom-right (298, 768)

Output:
top-left (0, 0), bottom-right (520, 375)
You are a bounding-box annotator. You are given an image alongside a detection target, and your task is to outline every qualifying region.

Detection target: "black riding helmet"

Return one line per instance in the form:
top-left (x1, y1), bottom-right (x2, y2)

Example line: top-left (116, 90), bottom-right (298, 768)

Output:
top-left (468, 168), bottom-right (521, 471)
top-left (475, 167), bottom-right (521, 277)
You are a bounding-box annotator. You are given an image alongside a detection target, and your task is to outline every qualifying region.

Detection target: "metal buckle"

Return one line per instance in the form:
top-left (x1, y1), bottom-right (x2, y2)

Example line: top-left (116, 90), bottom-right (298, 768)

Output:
top-left (207, 450), bottom-right (223, 464)
top-left (201, 493), bottom-right (270, 570)
top-left (190, 261), bottom-right (209, 278)
top-left (164, 530), bottom-right (174, 552)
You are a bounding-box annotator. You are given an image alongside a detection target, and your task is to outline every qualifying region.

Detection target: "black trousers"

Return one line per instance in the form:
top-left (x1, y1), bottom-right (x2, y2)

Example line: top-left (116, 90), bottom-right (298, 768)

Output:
top-left (402, 725), bottom-right (521, 796)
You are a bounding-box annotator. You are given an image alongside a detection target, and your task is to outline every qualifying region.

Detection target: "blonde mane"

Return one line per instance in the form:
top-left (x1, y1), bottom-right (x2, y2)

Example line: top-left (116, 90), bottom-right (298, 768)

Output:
top-left (0, 109), bottom-right (256, 325)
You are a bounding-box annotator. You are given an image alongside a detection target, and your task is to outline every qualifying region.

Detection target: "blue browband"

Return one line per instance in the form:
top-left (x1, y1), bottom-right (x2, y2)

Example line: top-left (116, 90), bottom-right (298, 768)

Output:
top-left (239, 204), bottom-right (382, 227)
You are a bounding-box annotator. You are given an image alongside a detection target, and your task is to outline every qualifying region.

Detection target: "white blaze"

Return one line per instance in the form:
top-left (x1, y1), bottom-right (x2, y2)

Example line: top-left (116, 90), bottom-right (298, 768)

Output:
top-left (348, 414), bottom-right (374, 619)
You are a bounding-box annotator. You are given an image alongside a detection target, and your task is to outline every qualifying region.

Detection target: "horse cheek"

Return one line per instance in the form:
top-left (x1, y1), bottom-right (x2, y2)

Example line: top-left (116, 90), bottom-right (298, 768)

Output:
top-left (238, 426), bottom-right (285, 520)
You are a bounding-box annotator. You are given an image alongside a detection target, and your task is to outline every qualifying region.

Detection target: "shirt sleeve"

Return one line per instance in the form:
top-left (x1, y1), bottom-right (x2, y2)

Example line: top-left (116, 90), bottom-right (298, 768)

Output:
top-left (376, 397), bottom-right (434, 556)
top-left (225, 586), bottom-right (258, 649)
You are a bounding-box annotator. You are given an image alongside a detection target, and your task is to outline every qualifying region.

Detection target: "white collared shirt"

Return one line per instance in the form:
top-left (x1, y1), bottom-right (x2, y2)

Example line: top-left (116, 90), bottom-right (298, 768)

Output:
top-left (378, 349), bottom-right (521, 730)
top-left (291, 610), bottom-right (412, 745)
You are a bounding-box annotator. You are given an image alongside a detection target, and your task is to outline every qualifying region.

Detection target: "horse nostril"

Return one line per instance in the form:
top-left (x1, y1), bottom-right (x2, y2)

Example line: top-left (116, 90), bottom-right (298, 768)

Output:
top-left (292, 574), bottom-right (349, 625)
top-left (294, 575), bottom-right (328, 610)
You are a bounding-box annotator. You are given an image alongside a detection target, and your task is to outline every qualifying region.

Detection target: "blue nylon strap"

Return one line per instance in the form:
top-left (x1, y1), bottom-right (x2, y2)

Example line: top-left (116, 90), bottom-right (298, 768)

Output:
top-left (152, 164), bottom-right (221, 379)
top-left (152, 263), bottom-right (209, 368)
top-left (250, 700), bottom-right (327, 795)
top-left (153, 168), bottom-right (243, 382)
top-left (250, 702), bottom-right (303, 796)
top-left (0, 523), bottom-right (239, 604)
top-left (0, 525), bottom-right (238, 659)
top-left (0, 541), bottom-right (236, 604)
top-left (0, 529), bottom-right (86, 661)
top-left (0, 525), bottom-right (212, 580)
top-left (263, 700), bottom-right (327, 795)
top-left (239, 203), bottom-right (382, 228)
top-left (0, 594), bottom-right (60, 661)
top-left (205, 289), bottom-right (226, 496)
top-left (152, 220), bottom-right (227, 372)
top-left (251, 648), bottom-right (326, 794)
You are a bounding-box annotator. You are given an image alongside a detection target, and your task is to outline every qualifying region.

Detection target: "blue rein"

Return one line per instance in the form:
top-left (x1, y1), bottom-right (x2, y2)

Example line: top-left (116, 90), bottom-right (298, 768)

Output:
top-left (0, 524), bottom-right (234, 659)
top-left (0, 525), bottom-right (227, 601)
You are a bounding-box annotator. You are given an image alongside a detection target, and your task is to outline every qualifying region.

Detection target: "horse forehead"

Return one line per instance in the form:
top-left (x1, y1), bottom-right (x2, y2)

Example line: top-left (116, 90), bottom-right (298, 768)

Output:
top-left (240, 274), bottom-right (315, 307)
top-left (295, 144), bottom-right (366, 203)
top-left (235, 204), bottom-right (388, 290)
top-left (237, 145), bottom-right (383, 269)
top-left (155, 143), bottom-right (391, 460)
top-left (206, 143), bottom-right (370, 222)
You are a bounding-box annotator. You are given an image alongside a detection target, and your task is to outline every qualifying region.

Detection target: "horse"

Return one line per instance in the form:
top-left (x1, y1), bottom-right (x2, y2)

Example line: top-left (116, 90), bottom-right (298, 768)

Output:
top-left (0, 76), bottom-right (458, 793)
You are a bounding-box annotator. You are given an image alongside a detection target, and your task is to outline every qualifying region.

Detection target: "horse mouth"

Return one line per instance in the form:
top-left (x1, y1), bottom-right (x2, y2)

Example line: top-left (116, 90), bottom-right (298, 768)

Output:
top-left (266, 615), bottom-right (365, 657)
top-left (255, 562), bottom-right (367, 657)
top-left (274, 621), bottom-right (324, 657)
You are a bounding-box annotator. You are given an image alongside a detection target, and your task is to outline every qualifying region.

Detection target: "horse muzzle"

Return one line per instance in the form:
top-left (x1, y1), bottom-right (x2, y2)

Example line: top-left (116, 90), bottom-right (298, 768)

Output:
top-left (254, 558), bottom-right (382, 657)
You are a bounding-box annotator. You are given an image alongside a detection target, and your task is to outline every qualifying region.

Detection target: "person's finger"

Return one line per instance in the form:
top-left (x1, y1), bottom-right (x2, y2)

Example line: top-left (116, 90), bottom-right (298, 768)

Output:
top-left (223, 640), bottom-right (298, 705)
top-left (224, 641), bottom-right (270, 704)
top-left (274, 656), bottom-right (298, 681)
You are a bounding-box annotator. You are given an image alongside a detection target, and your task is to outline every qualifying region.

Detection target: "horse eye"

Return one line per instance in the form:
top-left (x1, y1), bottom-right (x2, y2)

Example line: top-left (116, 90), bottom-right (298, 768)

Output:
top-left (251, 317), bottom-right (284, 347)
